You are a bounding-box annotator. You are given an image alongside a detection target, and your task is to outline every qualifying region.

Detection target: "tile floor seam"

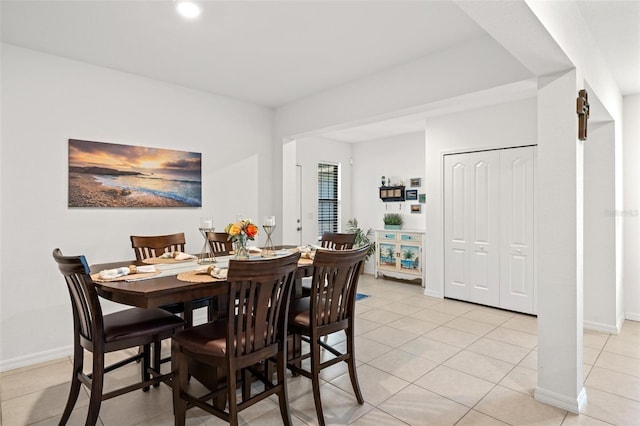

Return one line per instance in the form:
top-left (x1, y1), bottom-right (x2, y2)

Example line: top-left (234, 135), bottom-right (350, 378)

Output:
top-left (585, 377), bottom-right (640, 403)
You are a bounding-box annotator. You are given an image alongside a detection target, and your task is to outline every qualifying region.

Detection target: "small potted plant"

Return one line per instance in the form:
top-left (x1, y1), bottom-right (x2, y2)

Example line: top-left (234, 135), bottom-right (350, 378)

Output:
top-left (346, 218), bottom-right (376, 263)
top-left (383, 213), bottom-right (403, 230)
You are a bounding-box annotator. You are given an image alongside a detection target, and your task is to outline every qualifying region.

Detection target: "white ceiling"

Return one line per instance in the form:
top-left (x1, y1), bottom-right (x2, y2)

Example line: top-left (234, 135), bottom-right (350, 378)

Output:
top-left (1, 0), bottom-right (638, 142)
top-left (0, 0), bottom-right (486, 107)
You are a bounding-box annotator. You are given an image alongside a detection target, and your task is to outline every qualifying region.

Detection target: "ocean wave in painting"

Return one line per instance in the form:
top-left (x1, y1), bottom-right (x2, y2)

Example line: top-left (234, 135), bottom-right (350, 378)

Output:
top-left (94, 174), bottom-right (202, 206)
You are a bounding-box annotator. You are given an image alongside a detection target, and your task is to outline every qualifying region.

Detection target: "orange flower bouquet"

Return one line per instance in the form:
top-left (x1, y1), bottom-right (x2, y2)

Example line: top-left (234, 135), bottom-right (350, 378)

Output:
top-left (224, 218), bottom-right (259, 259)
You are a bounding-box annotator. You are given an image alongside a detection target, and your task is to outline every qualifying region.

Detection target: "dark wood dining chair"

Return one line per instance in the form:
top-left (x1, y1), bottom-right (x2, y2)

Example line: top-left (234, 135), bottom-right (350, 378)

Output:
top-left (320, 231), bottom-right (356, 250)
top-left (130, 233), bottom-right (216, 324)
top-left (53, 248), bottom-right (184, 426)
top-left (130, 233), bottom-right (187, 260)
top-left (172, 252), bottom-right (301, 426)
top-left (130, 233), bottom-right (218, 374)
top-left (287, 245), bottom-right (369, 426)
top-left (302, 231), bottom-right (358, 297)
top-left (206, 231), bottom-right (233, 254)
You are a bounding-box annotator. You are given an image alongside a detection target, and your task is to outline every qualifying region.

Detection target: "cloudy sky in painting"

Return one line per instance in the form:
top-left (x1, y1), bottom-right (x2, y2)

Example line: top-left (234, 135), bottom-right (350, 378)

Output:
top-left (68, 139), bottom-right (201, 174)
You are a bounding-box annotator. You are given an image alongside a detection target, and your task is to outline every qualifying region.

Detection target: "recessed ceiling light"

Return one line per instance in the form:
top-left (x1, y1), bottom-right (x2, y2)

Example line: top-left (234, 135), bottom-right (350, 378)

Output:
top-left (176, 1), bottom-right (201, 19)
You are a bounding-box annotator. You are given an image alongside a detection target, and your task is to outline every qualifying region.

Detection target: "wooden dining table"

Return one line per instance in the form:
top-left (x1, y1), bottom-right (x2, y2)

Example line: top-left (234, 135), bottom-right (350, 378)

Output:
top-left (90, 248), bottom-right (312, 392)
top-left (90, 248), bottom-right (313, 325)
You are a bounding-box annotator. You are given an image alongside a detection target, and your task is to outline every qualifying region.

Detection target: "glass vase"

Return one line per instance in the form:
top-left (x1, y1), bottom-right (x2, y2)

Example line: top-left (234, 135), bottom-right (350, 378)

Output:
top-left (234, 235), bottom-right (249, 260)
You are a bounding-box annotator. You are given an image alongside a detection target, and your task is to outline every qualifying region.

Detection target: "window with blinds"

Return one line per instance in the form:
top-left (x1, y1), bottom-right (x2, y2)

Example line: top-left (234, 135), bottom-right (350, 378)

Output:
top-left (317, 163), bottom-right (339, 240)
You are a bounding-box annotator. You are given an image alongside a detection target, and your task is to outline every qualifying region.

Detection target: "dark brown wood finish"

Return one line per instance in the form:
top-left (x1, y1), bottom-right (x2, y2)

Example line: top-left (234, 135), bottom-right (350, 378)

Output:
top-left (53, 249), bottom-right (185, 426)
top-left (130, 233), bottom-right (216, 321)
top-left (287, 245), bottom-right (369, 426)
top-left (301, 232), bottom-right (357, 297)
top-left (90, 246), bottom-right (310, 310)
top-left (130, 233), bottom-right (186, 261)
top-left (172, 252), bottom-right (301, 426)
top-left (206, 231), bottom-right (234, 254)
top-left (320, 232), bottom-right (356, 250)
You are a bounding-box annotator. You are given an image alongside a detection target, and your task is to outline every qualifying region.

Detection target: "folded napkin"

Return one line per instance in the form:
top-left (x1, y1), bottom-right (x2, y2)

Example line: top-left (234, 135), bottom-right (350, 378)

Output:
top-left (98, 265), bottom-right (156, 280)
top-left (158, 251), bottom-right (197, 261)
top-left (247, 246), bottom-right (262, 254)
top-left (196, 265), bottom-right (228, 279)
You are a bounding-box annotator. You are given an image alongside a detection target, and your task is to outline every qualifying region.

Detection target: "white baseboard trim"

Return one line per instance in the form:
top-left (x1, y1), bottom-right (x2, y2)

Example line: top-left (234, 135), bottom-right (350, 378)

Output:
top-left (625, 312), bottom-right (640, 322)
top-left (534, 386), bottom-right (587, 414)
top-left (0, 345), bottom-right (73, 373)
top-left (583, 320), bottom-right (620, 334)
top-left (424, 287), bottom-right (443, 299)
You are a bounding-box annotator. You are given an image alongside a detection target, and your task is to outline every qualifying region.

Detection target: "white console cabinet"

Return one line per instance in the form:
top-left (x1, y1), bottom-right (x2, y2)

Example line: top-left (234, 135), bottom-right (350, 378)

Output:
top-left (374, 230), bottom-right (425, 285)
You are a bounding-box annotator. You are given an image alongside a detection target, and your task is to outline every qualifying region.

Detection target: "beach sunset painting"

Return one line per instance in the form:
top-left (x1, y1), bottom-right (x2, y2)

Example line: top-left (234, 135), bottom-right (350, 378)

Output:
top-left (68, 139), bottom-right (202, 208)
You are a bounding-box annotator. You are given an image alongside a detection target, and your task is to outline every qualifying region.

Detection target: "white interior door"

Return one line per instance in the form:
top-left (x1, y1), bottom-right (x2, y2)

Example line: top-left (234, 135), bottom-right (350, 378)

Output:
top-left (499, 146), bottom-right (535, 313)
top-left (444, 151), bottom-right (500, 306)
top-left (445, 146), bottom-right (535, 313)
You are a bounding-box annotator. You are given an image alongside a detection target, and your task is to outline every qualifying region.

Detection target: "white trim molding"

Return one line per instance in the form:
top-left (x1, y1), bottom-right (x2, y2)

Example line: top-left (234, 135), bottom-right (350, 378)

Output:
top-left (534, 386), bottom-right (587, 414)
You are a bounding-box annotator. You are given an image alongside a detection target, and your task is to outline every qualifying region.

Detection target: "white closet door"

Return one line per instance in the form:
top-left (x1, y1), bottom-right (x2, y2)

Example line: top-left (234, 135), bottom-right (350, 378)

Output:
top-left (499, 146), bottom-right (535, 313)
top-left (444, 151), bottom-right (500, 306)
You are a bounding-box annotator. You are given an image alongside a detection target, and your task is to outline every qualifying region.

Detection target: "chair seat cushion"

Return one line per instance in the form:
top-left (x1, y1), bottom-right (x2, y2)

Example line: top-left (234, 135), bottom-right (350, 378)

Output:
top-left (289, 297), bottom-right (327, 328)
top-left (103, 308), bottom-right (184, 343)
top-left (173, 321), bottom-right (229, 356)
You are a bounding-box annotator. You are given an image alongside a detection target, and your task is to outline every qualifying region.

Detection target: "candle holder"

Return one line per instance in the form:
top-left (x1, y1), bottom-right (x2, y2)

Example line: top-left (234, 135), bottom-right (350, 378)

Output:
top-left (261, 222), bottom-right (276, 257)
top-left (261, 225), bottom-right (276, 257)
top-left (198, 225), bottom-right (216, 265)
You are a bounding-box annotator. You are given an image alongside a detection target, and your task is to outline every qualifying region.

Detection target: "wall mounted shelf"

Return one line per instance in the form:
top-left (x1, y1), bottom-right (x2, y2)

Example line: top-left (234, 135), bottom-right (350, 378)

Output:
top-left (379, 185), bottom-right (405, 202)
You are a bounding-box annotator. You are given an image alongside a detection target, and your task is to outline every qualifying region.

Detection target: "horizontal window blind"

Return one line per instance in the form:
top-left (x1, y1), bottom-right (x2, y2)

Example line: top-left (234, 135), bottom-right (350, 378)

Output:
top-left (318, 163), bottom-right (339, 240)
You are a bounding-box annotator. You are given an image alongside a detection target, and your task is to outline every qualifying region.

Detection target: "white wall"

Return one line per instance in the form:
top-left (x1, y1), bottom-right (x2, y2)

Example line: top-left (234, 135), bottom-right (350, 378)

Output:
top-left (0, 45), bottom-right (275, 370)
top-left (584, 121), bottom-right (619, 332)
top-left (423, 97), bottom-right (537, 296)
top-left (295, 136), bottom-right (353, 245)
top-left (623, 94), bottom-right (640, 321)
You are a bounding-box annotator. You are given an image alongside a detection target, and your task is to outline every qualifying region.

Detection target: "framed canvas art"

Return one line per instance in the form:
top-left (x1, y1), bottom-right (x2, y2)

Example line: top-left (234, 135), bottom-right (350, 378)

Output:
top-left (68, 139), bottom-right (202, 208)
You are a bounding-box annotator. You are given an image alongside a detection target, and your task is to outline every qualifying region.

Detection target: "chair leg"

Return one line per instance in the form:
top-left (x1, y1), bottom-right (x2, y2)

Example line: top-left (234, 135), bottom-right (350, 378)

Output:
top-left (346, 326), bottom-right (364, 404)
top-left (60, 342), bottom-right (84, 425)
top-left (310, 337), bottom-right (326, 426)
top-left (152, 341), bottom-right (161, 388)
top-left (277, 345), bottom-right (293, 426)
top-left (142, 343), bottom-right (151, 392)
top-left (172, 343), bottom-right (188, 426)
top-left (227, 363), bottom-right (239, 426)
top-left (86, 352), bottom-right (105, 426)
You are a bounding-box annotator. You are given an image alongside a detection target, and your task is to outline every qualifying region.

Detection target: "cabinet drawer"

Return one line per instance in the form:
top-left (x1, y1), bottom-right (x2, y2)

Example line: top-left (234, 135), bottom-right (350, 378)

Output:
top-left (399, 233), bottom-right (421, 242)
top-left (378, 232), bottom-right (398, 241)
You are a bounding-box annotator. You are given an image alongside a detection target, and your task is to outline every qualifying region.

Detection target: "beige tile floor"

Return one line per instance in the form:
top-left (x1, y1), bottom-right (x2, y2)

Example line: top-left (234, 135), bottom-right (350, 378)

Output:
top-left (2, 275), bottom-right (639, 425)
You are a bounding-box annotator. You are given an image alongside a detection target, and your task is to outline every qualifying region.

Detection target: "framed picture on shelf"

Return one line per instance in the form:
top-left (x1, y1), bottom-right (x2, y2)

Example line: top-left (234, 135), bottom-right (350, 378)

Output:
top-left (410, 177), bottom-right (422, 187)
top-left (405, 189), bottom-right (418, 200)
top-left (411, 204), bottom-right (422, 214)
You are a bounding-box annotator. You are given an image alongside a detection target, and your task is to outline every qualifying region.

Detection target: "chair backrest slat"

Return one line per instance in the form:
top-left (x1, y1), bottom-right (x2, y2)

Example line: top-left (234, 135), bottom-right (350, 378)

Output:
top-left (206, 232), bottom-right (233, 254)
top-left (309, 245), bottom-right (368, 327)
top-left (320, 232), bottom-right (356, 250)
top-left (226, 252), bottom-right (300, 357)
top-left (130, 233), bottom-right (186, 261)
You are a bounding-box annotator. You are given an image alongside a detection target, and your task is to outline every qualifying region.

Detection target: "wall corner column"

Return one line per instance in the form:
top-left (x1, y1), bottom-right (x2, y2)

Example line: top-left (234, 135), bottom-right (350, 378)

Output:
top-left (534, 69), bottom-right (586, 413)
